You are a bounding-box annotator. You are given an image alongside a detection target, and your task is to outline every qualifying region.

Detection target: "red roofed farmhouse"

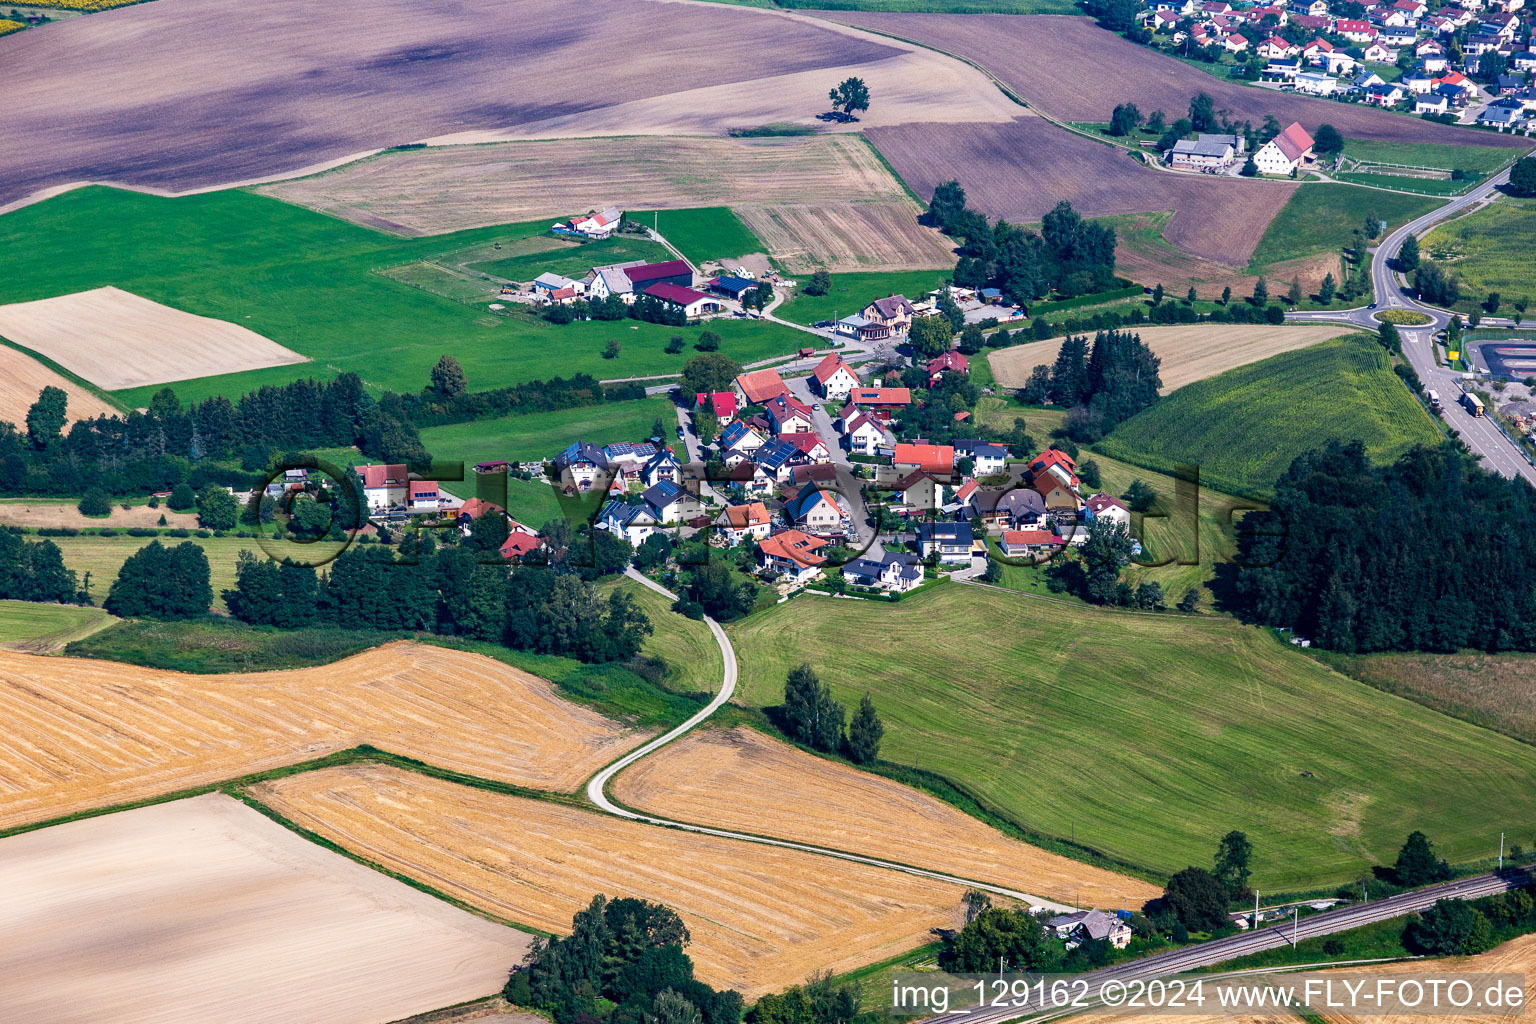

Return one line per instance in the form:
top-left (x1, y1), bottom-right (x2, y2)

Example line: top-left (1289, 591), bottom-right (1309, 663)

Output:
top-left (1252, 122), bottom-right (1314, 174)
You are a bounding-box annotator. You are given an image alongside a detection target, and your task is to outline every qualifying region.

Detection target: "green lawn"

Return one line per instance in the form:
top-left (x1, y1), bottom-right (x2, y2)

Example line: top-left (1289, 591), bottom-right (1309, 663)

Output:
top-left (1097, 335), bottom-right (1443, 498)
top-left (1341, 138), bottom-right (1518, 175)
top-left (626, 207), bottom-right (764, 266)
top-left (725, 584), bottom-right (1536, 890)
top-left (0, 600), bottom-right (114, 650)
top-left (418, 396), bottom-right (676, 464)
top-left (1421, 203), bottom-right (1536, 314)
top-left (775, 269), bottom-right (951, 326)
top-left (1333, 171), bottom-right (1474, 197)
top-left (0, 188), bottom-right (804, 406)
top-left (1248, 184), bottom-right (1439, 271)
top-left (467, 234), bottom-right (671, 282)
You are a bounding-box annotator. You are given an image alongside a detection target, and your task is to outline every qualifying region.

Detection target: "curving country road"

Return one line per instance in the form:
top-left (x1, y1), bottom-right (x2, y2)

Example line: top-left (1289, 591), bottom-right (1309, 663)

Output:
top-left (1286, 157), bottom-right (1536, 486)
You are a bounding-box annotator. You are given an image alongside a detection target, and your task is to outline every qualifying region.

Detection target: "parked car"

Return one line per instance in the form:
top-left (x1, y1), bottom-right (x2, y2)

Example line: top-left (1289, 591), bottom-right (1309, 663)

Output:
top-left (676, 426), bottom-right (685, 440)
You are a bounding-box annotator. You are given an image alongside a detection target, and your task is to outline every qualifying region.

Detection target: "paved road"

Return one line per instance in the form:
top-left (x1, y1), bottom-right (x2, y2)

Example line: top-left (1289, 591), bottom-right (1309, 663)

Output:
top-left (1286, 159), bottom-right (1536, 486)
top-left (913, 867), bottom-right (1532, 1024)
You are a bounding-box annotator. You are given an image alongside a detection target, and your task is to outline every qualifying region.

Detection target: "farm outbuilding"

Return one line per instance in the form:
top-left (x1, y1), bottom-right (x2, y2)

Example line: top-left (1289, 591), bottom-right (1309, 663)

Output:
top-left (708, 275), bottom-right (758, 300)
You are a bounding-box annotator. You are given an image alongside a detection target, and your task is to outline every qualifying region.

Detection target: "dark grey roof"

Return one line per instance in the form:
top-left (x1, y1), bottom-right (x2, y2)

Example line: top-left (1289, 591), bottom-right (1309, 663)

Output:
top-left (642, 479), bottom-right (685, 507)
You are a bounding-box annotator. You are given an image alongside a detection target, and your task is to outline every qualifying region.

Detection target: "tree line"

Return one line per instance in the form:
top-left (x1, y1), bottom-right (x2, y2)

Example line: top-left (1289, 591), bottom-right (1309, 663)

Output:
top-left (0, 528), bottom-right (82, 604)
top-left (780, 664), bottom-right (884, 766)
top-left (927, 186), bottom-right (1119, 304)
top-left (1230, 441), bottom-right (1536, 653)
top-left (1016, 329), bottom-right (1163, 442)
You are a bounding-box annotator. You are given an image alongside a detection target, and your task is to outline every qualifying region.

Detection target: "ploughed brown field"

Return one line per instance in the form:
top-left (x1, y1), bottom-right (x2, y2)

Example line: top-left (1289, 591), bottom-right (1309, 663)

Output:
top-left (611, 726), bottom-right (1158, 907)
top-left (252, 764), bottom-right (970, 998)
top-left (0, 0), bottom-right (902, 207)
top-left (865, 118), bottom-right (1295, 266)
top-left (0, 643), bottom-right (647, 830)
top-left (817, 12), bottom-right (1531, 149)
top-left (988, 323), bottom-right (1350, 392)
top-left (0, 794), bottom-right (527, 1024)
top-left (259, 136), bottom-right (957, 271)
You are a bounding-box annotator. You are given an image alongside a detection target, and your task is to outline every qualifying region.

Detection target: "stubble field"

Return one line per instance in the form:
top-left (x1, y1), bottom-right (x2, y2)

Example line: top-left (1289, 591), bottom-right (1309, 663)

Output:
top-left (261, 136), bottom-right (957, 272)
top-left (0, 0), bottom-right (914, 207)
top-left (611, 725), bottom-right (1158, 906)
top-left (987, 323), bottom-right (1348, 392)
top-left (0, 286), bottom-right (307, 390)
top-left (0, 343), bottom-right (119, 427)
top-left (0, 497), bottom-right (198, 530)
top-left (864, 118), bottom-right (1296, 266)
top-left (0, 793), bottom-right (526, 1024)
top-left (0, 643), bottom-right (647, 830)
top-left (820, 12), bottom-right (1533, 149)
top-left (251, 764), bottom-right (969, 997)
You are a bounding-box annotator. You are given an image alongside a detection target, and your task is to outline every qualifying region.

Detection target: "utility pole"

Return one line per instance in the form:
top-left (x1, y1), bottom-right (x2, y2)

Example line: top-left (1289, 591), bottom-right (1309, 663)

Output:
top-left (1291, 907), bottom-right (1299, 948)
top-left (1253, 890), bottom-right (1260, 930)
top-left (1499, 832), bottom-right (1505, 870)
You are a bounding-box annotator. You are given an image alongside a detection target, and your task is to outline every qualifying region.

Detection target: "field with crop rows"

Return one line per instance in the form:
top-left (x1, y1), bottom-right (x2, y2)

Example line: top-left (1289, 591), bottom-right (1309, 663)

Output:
top-left (1098, 335), bottom-right (1443, 497)
top-left (0, 642), bottom-right (647, 830)
top-left (725, 584), bottom-right (1536, 890)
top-left (1422, 203), bottom-right (1536, 314)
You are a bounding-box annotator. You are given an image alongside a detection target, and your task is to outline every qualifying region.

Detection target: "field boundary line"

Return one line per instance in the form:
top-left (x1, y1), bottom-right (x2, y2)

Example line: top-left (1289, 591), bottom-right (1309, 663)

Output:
top-left (0, 332), bottom-right (131, 413)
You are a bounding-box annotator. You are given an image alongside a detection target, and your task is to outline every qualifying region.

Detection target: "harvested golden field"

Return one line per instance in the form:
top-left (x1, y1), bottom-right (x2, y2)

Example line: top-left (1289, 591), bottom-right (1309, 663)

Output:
top-left (988, 324), bottom-right (1348, 392)
top-left (0, 286), bottom-right (306, 390)
top-left (0, 793), bottom-right (526, 1024)
top-left (253, 764), bottom-right (971, 998)
top-left (0, 497), bottom-right (197, 530)
top-left (0, 642), bottom-right (647, 830)
top-left (260, 136), bottom-right (956, 271)
top-left (612, 726), bottom-right (1158, 907)
top-left (0, 342), bottom-right (118, 426)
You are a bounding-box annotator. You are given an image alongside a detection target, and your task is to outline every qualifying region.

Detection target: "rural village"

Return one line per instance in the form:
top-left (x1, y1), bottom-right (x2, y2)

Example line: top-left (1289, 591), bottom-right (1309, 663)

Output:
top-left (0, 1), bottom-right (1534, 1023)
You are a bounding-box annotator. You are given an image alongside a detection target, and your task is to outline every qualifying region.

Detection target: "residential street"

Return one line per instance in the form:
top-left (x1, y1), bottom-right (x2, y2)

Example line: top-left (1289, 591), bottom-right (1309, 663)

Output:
top-left (1286, 158), bottom-right (1536, 487)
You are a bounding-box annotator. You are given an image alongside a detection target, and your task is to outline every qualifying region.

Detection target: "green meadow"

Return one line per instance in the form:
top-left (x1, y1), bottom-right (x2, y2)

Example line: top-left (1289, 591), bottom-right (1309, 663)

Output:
top-left (1422, 203), bottom-right (1536, 314)
top-left (0, 600), bottom-right (114, 650)
top-left (625, 207), bottom-right (764, 266)
top-left (726, 583), bottom-right (1536, 890)
top-left (1098, 336), bottom-right (1443, 498)
top-left (0, 188), bottom-right (805, 406)
top-left (774, 269), bottom-right (951, 326)
top-left (418, 396), bottom-right (676, 464)
top-left (1248, 184), bottom-right (1438, 271)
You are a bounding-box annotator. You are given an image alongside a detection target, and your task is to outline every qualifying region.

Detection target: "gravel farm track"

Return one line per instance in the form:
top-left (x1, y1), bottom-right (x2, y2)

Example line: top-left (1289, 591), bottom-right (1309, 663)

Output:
top-left (865, 117), bottom-right (1296, 266)
top-left (818, 12), bottom-right (1535, 150)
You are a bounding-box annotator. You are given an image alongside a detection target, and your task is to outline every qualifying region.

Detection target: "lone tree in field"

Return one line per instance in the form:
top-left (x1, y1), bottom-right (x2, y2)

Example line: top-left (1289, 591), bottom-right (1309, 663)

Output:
top-left (829, 77), bottom-right (870, 116)
top-left (1394, 830), bottom-right (1452, 887)
top-left (428, 354), bottom-right (468, 399)
top-left (1251, 276), bottom-right (1268, 306)
top-left (928, 180), bottom-right (966, 231)
top-left (1213, 830), bottom-right (1254, 900)
top-left (1319, 272), bottom-right (1337, 303)
top-left (1398, 234), bottom-right (1420, 272)
top-left (804, 269), bottom-right (832, 296)
top-left (1510, 157), bottom-right (1536, 197)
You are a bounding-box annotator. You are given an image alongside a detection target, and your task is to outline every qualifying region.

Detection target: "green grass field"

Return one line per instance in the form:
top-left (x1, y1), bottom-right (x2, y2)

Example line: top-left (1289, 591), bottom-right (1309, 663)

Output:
top-left (605, 578), bottom-right (723, 698)
top-left (1248, 185), bottom-right (1439, 271)
top-left (725, 584), bottom-right (1536, 890)
top-left (625, 207), bottom-right (764, 266)
top-left (1333, 172), bottom-right (1473, 197)
top-left (1097, 336), bottom-right (1443, 497)
top-left (775, 269), bottom-right (950, 326)
top-left (467, 234), bottom-right (671, 281)
top-left (1421, 203), bottom-right (1536, 313)
top-left (0, 188), bottom-right (805, 406)
top-left (0, 600), bottom-right (114, 650)
top-left (1341, 138), bottom-right (1517, 175)
top-left (63, 616), bottom-right (397, 672)
top-left (418, 396), bottom-right (676, 464)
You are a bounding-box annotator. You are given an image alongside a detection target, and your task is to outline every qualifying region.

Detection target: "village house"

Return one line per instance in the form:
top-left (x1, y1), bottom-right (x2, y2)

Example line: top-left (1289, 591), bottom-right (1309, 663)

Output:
top-left (641, 448), bottom-right (682, 488)
top-left (553, 207), bottom-right (621, 240)
top-left (596, 500), bottom-right (660, 546)
top-left (1415, 90), bottom-right (1451, 113)
top-left (846, 386), bottom-right (912, 423)
top-left (1045, 910), bottom-right (1133, 950)
top-left (1361, 40), bottom-right (1397, 62)
top-left (498, 529), bottom-right (543, 561)
top-left (696, 391), bottom-right (738, 421)
top-left (1263, 56), bottom-right (1303, 79)
top-left (719, 420), bottom-right (765, 465)
top-left (408, 479), bottom-right (444, 511)
top-left (970, 486), bottom-right (1049, 531)
top-left (1223, 31), bottom-right (1251, 51)
top-left (1000, 528), bottom-right (1065, 561)
top-left (890, 469), bottom-right (948, 514)
top-left (892, 441), bottom-right (956, 477)
top-left (842, 550), bottom-right (924, 592)
top-left (533, 272), bottom-right (584, 302)
top-left (603, 441), bottom-right (660, 468)
top-left (643, 479), bottom-right (702, 525)
top-left (1257, 35), bottom-right (1300, 58)
top-left (1086, 492), bottom-right (1132, 529)
top-left (734, 368), bottom-right (789, 408)
top-left (1336, 17), bottom-right (1378, 40)
top-left (357, 463), bottom-right (409, 511)
top-left (753, 437), bottom-right (804, 484)
top-left (1319, 49), bottom-right (1359, 74)
top-left (1295, 71), bottom-right (1341, 95)
top-left (842, 411), bottom-right (890, 456)
top-left (1479, 97), bottom-right (1527, 128)
top-left (834, 315), bottom-right (894, 344)
top-left (765, 393), bottom-right (816, 434)
top-left (778, 431), bottom-right (831, 465)
top-left (926, 351), bottom-right (970, 386)
top-left (811, 353), bottom-right (862, 402)
top-left (782, 488), bottom-right (847, 536)
top-left (860, 295), bottom-right (918, 334)
top-left (953, 439), bottom-right (1008, 477)
top-left (1401, 69), bottom-right (1435, 93)
top-left (455, 497), bottom-right (505, 532)
top-left (1364, 80), bottom-right (1406, 105)
top-left (757, 529), bottom-right (828, 582)
top-left (915, 521), bottom-right (975, 564)
top-left (555, 441), bottom-right (610, 492)
top-left (718, 501), bottom-right (772, 546)
top-left (1252, 121), bottom-right (1315, 174)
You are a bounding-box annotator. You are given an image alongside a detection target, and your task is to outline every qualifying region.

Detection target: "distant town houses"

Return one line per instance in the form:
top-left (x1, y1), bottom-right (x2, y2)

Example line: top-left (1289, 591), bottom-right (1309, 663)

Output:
top-left (810, 353), bottom-right (862, 402)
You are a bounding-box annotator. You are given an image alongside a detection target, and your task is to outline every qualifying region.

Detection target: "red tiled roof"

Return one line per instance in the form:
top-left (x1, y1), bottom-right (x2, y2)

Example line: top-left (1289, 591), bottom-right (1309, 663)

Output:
top-left (736, 369), bottom-right (789, 405)
top-left (759, 529), bottom-right (828, 569)
top-left (499, 532), bottom-right (543, 559)
top-left (457, 498), bottom-right (506, 521)
top-left (849, 386), bottom-right (912, 406)
top-left (893, 442), bottom-right (955, 474)
top-left (926, 351), bottom-right (970, 375)
top-left (812, 352), bottom-right (858, 385)
top-left (779, 432), bottom-right (827, 455)
top-left (1270, 121), bottom-right (1315, 162)
top-left (1087, 493), bottom-right (1128, 513)
top-left (1002, 529), bottom-right (1061, 547)
top-left (358, 464), bottom-right (407, 489)
top-left (724, 501), bottom-right (769, 528)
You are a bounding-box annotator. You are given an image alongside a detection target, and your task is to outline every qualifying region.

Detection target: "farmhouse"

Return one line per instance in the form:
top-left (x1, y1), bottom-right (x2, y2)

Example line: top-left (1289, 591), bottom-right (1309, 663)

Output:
top-left (554, 207), bottom-right (621, 240)
top-left (1252, 122), bottom-right (1315, 174)
top-left (842, 551), bottom-right (923, 592)
top-left (860, 295), bottom-right (918, 334)
top-left (357, 464), bottom-right (409, 511)
top-left (1169, 135), bottom-right (1239, 169)
top-left (757, 529), bottom-right (828, 582)
top-left (718, 501), bottom-right (772, 545)
top-left (734, 368), bottom-right (789, 407)
top-left (915, 521), bottom-right (975, 564)
top-left (585, 259), bottom-right (693, 301)
top-left (811, 353), bottom-right (861, 401)
top-left (533, 272), bottom-right (583, 299)
top-left (645, 283), bottom-right (722, 319)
